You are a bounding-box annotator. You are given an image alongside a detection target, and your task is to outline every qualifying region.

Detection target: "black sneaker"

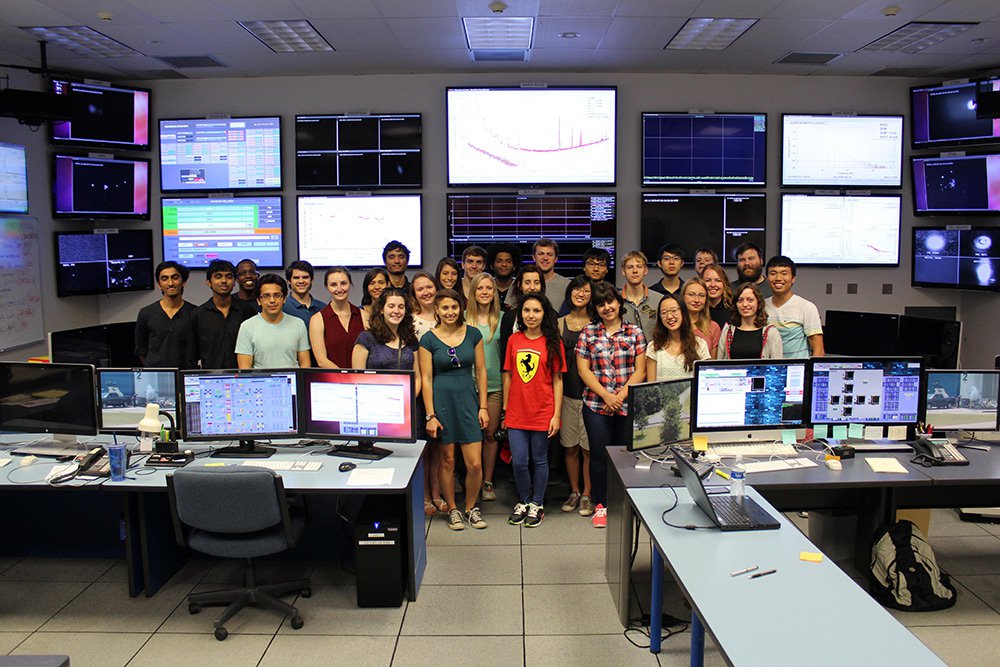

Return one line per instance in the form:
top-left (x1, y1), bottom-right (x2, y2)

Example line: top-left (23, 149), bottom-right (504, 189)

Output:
top-left (508, 502), bottom-right (528, 525)
top-left (524, 503), bottom-right (544, 528)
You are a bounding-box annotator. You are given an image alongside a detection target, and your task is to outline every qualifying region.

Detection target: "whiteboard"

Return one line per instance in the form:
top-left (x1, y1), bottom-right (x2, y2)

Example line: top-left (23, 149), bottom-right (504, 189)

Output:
top-left (0, 217), bottom-right (44, 352)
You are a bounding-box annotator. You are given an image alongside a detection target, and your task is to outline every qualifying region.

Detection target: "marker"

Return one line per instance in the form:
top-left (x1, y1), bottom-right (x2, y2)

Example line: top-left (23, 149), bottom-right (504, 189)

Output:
top-left (731, 565), bottom-right (758, 577)
top-left (750, 569), bottom-right (777, 579)
top-left (714, 468), bottom-right (731, 481)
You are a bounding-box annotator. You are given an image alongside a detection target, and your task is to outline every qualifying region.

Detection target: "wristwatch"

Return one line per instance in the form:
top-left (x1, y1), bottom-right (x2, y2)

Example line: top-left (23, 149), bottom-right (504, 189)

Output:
top-left (425, 413), bottom-right (437, 422)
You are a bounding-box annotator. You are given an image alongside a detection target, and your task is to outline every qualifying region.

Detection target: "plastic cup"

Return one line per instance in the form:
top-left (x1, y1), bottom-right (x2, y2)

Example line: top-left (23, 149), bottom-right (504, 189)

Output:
top-left (108, 443), bottom-right (127, 481)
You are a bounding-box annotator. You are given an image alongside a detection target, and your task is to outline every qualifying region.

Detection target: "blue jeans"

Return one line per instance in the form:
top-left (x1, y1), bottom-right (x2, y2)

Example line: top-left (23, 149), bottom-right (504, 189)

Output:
top-left (581, 405), bottom-right (632, 507)
top-left (507, 428), bottom-right (550, 505)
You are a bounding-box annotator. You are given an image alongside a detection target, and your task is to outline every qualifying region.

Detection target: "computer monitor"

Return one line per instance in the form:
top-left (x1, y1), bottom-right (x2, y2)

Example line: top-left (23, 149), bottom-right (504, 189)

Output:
top-left (300, 368), bottom-right (416, 461)
top-left (896, 316), bottom-right (961, 370)
top-left (809, 357), bottom-right (924, 426)
top-left (822, 310), bottom-right (900, 357)
top-left (97, 368), bottom-right (177, 434)
top-left (0, 140), bottom-right (29, 214)
top-left (178, 369), bottom-right (299, 458)
top-left (691, 359), bottom-right (808, 443)
top-left (924, 370), bottom-right (1000, 434)
top-left (629, 378), bottom-right (692, 452)
top-left (48, 322), bottom-right (141, 367)
top-left (0, 362), bottom-right (98, 448)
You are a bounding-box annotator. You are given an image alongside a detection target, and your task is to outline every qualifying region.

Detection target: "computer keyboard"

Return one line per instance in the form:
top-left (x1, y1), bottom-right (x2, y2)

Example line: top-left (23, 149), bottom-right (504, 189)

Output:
top-left (239, 460), bottom-right (323, 472)
top-left (707, 442), bottom-right (798, 458)
top-left (742, 457), bottom-right (818, 474)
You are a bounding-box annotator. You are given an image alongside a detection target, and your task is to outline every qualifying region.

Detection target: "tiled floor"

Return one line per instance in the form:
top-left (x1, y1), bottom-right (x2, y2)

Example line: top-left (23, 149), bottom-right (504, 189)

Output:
top-left (1, 482), bottom-right (998, 666)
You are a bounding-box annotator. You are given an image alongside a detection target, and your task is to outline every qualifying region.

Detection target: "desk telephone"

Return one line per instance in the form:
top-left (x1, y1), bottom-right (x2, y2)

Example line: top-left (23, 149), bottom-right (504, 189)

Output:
top-left (76, 447), bottom-right (113, 476)
top-left (911, 437), bottom-right (969, 466)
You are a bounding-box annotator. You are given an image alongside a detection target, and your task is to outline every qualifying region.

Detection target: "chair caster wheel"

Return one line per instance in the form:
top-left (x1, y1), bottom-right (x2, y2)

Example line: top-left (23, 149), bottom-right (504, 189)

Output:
top-left (301, 588), bottom-right (312, 598)
top-left (214, 626), bottom-right (228, 641)
top-left (188, 603), bottom-right (200, 614)
top-left (291, 616), bottom-right (304, 630)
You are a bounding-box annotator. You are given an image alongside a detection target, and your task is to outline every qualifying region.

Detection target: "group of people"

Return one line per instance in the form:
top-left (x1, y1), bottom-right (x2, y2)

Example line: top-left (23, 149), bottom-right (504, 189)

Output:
top-left (133, 237), bottom-right (826, 532)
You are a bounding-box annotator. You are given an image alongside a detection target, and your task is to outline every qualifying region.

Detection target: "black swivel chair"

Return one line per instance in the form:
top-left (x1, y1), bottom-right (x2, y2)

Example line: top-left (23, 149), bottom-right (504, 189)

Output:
top-left (167, 467), bottom-right (312, 640)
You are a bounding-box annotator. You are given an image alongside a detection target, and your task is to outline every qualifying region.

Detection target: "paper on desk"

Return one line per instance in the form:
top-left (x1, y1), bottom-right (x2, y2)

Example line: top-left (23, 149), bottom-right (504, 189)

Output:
top-left (347, 468), bottom-right (395, 486)
top-left (0, 458), bottom-right (10, 468)
top-left (866, 458), bottom-right (908, 474)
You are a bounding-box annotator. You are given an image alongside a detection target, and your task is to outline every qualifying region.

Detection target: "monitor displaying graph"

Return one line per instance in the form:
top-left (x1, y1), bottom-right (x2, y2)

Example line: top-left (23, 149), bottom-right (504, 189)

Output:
top-left (781, 114), bottom-right (903, 187)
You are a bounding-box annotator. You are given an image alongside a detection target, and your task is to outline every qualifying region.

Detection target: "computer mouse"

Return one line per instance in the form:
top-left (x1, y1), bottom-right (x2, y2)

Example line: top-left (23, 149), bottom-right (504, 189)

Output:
top-left (826, 459), bottom-right (842, 471)
top-left (339, 462), bottom-right (357, 472)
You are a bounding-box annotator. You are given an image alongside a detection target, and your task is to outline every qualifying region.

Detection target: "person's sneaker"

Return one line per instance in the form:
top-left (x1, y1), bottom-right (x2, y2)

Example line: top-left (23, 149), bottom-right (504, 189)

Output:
top-left (446, 508), bottom-right (465, 531)
top-left (578, 495), bottom-right (594, 517)
top-left (561, 492), bottom-right (581, 512)
top-left (508, 502), bottom-right (528, 525)
top-left (481, 481), bottom-right (496, 501)
top-left (524, 503), bottom-right (544, 528)
top-left (591, 504), bottom-right (607, 528)
top-left (465, 506), bottom-right (488, 529)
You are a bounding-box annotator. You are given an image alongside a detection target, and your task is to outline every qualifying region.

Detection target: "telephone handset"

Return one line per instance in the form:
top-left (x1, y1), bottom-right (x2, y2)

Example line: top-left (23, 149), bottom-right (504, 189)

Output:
top-left (911, 437), bottom-right (969, 466)
top-left (76, 446), bottom-right (112, 476)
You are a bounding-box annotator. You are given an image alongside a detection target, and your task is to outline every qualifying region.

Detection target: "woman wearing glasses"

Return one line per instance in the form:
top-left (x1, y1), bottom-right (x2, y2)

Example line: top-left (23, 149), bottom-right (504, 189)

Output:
top-left (646, 293), bottom-right (710, 382)
top-left (419, 289), bottom-right (490, 531)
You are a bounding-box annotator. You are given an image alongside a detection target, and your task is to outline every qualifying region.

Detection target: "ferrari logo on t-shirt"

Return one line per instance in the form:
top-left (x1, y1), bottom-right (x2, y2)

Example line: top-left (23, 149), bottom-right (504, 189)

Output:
top-left (516, 350), bottom-right (540, 383)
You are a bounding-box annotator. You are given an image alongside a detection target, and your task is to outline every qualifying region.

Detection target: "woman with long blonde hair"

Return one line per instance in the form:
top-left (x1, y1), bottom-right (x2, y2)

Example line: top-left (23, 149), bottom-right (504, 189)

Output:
top-left (466, 272), bottom-right (503, 502)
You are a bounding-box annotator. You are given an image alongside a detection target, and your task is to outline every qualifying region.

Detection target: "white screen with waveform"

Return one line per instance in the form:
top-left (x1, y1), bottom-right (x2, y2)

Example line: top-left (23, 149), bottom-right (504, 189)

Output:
top-left (780, 194), bottom-right (901, 266)
top-left (781, 115), bottom-right (903, 187)
top-left (297, 194), bottom-right (422, 267)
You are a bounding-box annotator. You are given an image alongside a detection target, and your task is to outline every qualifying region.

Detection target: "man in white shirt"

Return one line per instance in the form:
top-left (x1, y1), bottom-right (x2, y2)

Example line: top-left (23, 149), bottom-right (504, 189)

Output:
top-left (764, 256), bottom-right (824, 359)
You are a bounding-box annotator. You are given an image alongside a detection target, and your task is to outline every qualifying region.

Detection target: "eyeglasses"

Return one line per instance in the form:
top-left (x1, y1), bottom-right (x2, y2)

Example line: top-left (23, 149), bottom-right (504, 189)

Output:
top-left (584, 260), bottom-right (608, 268)
top-left (660, 308), bottom-right (683, 316)
top-left (661, 255), bottom-right (682, 262)
top-left (447, 347), bottom-right (461, 368)
top-left (259, 293), bottom-right (284, 302)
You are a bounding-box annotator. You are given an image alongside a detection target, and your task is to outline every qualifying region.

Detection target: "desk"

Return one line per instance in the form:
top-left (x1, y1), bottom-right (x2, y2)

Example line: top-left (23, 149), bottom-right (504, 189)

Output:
top-left (628, 486), bottom-right (945, 666)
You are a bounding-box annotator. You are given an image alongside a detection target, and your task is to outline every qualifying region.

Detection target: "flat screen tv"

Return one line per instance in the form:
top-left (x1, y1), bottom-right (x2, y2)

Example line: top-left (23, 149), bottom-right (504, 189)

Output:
top-left (0, 140), bottom-right (28, 214)
top-left (912, 226), bottom-right (1000, 292)
top-left (54, 229), bottom-right (154, 297)
top-left (50, 78), bottom-right (151, 151)
top-left (295, 113), bottom-right (422, 188)
top-left (911, 153), bottom-right (1000, 214)
top-left (161, 195), bottom-right (284, 268)
top-left (781, 114), bottom-right (903, 187)
top-left (446, 86), bottom-right (616, 186)
top-left (642, 112), bottom-right (766, 186)
top-left (446, 193), bottom-right (616, 272)
top-left (911, 77), bottom-right (1000, 149)
top-left (640, 192), bottom-right (764, 266)
top-left (822, 310), bottom-right (900, 357)
top-left (52, 153), bottom-right (150, 219)
top-left (297, 194), bottom-right (422, 268)
top-left (159, 116), bottom-right (281, 192)
top-left (779, 194), bottom-right (901, 266)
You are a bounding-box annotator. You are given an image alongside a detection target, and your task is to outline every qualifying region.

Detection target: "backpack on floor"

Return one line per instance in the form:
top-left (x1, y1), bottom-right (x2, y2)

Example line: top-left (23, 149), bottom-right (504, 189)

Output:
top-left (869, 519), bottom-right (957, 611)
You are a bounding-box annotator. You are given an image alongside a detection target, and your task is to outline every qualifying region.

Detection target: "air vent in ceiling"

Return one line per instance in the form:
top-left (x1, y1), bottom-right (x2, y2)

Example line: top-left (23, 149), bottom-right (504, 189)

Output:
top-left (157, 55), bottom-right (227, 68)
top-left (471, 49), bottom-right (529, 62)
top-left (776, 52), bottom-right (842, 65)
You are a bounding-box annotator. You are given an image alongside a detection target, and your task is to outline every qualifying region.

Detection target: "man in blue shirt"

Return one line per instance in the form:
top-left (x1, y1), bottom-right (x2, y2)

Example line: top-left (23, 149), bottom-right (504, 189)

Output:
top-left (282, 260), bottom-right (326, 327)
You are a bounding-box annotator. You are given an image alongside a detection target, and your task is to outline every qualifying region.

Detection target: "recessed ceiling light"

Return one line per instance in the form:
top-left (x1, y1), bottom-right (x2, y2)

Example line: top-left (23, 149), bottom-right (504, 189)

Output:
top-left (665, 18), bottom-right (757, 51)
top-left (860, 21), bottom-right (976, 54)
top-left (463, 16), bottom-right (534, 50)
top-left (560, 32), bottom-right (579, 39)
top-left (20, 25), bottom-right (140, 57)
top-left (238, 20), bottom-right (334, 53)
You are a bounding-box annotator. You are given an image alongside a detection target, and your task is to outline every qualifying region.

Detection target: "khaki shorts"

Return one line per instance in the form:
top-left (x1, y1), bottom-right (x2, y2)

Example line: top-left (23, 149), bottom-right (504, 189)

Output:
top-left (560, 396), bottom-right (589, 451)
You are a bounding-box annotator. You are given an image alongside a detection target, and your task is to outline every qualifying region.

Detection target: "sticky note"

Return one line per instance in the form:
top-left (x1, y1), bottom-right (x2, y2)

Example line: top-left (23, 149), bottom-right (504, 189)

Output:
top-left (887, 426), bottom-right (908, 441)
top-left (693, 435), bottom-right (708, 452)
top-left (782, 429), bottom-right (797, 446)
top-left (866, 457), bottom-right (908, 474)
top-left (864, 425), bottom-right (883, 440)
top-left (833, 425), bottom-right (849, 440)
top-left (813, 424), bottom-right (829, 440)
top-left (848, 423), bottom-right (865, 439)
top-left (800, 551), bottom-right (824, 563)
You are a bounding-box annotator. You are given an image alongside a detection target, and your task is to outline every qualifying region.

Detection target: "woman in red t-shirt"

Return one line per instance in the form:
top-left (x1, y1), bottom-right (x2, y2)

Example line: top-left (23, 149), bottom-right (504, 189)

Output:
top-left (502, 293), bottom-right (566, 528)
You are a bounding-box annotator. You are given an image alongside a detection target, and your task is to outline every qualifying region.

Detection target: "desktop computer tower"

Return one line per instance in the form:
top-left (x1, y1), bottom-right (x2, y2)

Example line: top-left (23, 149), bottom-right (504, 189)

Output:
top-left (354, 495), bottom-right (405, 607)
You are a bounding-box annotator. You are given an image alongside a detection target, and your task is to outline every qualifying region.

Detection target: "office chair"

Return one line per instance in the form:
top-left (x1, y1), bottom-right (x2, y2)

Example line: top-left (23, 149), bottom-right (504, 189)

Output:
top-left (167, 467), bottom-right (312, 640)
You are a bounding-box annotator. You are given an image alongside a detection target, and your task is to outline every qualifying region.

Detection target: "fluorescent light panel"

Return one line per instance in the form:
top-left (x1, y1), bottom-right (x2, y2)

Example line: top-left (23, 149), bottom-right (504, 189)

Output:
top-left (463, 17), bottom-right (534, 50)
top-left (665, 18), bottom-right (757, 51)
top-left (860, 22), bottom-right (976, 54)
top-left (21, 26), bottom-right (140, 57)
top-left (239, 20), bottom-right (334, 53)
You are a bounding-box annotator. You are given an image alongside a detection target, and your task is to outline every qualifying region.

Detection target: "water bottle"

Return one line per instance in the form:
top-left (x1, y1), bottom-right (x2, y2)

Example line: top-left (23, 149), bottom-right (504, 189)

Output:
top-left (731, 455), bottom-right (746, 499)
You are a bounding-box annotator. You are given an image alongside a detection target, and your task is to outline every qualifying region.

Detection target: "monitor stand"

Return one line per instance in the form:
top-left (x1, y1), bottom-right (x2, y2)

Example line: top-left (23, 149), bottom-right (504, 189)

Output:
top-left (211, 439), bottom-right (276, 459)
top-left (12, 433), bottom-right (92, 458)
top-left (327, 440), bottom-right (391, 461)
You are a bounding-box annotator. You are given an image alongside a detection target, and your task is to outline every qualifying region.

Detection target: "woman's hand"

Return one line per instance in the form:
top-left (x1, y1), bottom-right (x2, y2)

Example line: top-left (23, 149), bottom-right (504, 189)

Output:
top-left (425, 416), bottom-right (441, 439)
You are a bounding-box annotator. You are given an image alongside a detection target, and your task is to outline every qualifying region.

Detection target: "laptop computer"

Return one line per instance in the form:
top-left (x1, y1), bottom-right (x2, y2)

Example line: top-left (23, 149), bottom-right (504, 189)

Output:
top-left (669, 446), bottom-right (780, 531)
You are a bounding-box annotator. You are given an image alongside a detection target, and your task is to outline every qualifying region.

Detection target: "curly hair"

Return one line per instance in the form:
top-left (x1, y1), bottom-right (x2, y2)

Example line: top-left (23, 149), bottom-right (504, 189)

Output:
top-left (368, 287), bottom-right (418, 347)
top-left (587, 281), bottom-right (624, 323)
top-left (730, 282), bottom-right (768, 329)
top-left (514, 293), bottom-right (563, 368)
top-left (650, 293), bottom-right (702, 372)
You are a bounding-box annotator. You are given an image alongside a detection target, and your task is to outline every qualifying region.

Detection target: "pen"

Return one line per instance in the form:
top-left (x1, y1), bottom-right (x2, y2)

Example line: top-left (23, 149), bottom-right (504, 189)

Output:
top-left (714, 468), bottom-right (730, 480)
top-left (731, 565), bottom-right (758, 577)
top-left (750, 569), bottom-right (777, 579)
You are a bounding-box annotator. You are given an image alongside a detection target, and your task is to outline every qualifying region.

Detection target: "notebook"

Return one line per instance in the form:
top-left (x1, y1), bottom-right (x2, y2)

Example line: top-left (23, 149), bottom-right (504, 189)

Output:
top-left (669, 446), bottom-right (780, 532)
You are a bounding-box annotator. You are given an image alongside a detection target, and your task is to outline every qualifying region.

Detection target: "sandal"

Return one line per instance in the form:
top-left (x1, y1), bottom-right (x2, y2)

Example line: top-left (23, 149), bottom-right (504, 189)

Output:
top-left (424, 500), bottom-right (437, 516)
top-left (433, 497), bottom-right (448, 513)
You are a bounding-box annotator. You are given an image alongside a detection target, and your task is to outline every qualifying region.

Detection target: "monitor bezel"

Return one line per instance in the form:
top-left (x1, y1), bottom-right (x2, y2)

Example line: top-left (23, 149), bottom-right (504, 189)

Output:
top-left (51, 153), bottom-right (151, 220)
top-left (640, 111), bottom-right (768, 187)
top-left (0, 361), bottom-right (98, 437)
top-left (778, 193), bottom-right (902, 267)
top-left (628, 377), bottom-right (693, 452)
top-left (808, 356), bottom-right (925, 428)
top-left (96, 367), bottom-right (178, 435)
top-left (53, 229), bottom-right (155, 298)
top-left (922, 368), bottom-right (1000, 433)
top-left (298, 367), bottom-right (417, 444)
top-left (177, 368), bottom-right (300, 442)
top-left (690, 358), bottom-right (811, 433)
top-left (0, 140), bottom-right (29, 215)
top-left (158, 115), bottom-right (283, 193)
top-left (49, 78), bottom-right (152, 152)
top-left (910, 226), bottom-right (1000, 292)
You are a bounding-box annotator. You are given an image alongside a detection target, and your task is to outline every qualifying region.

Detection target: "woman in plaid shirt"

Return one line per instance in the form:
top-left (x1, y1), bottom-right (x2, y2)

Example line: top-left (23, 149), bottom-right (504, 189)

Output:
top-left (574, 282), bottom-right (647, 528)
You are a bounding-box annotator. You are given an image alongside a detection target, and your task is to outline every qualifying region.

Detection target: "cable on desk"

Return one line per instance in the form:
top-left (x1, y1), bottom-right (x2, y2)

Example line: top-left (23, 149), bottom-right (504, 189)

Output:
top-left (658, 485), bottom-right (714, 531)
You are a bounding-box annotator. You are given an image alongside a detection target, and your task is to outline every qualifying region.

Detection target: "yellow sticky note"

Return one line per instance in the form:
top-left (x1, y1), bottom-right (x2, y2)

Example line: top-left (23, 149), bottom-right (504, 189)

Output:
top-left (782, 429), bottom-right (797, 446)
top-left (693, 435), bottom-right (708, 452)
top-left (800, 551), bottom-right (823, 563)
top-left (848, 423), bottom-right (865, 439)
top-left (204, 462), bottom-right (227, 467)
top-left (814, 424), bottom-right (829, 440)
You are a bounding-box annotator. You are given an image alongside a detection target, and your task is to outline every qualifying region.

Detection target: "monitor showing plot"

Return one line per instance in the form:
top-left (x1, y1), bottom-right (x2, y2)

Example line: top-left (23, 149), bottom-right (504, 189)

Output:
top-left (782, 114), bottom-right (903, 187)
top-left (629, 378), bottom-right (692, 452)
top-left (446, 87), bottom-right (616, 186)
top-left (810, 358), bottom-right (923, 426)
top-left (161, 196), bottom-right (284, 268)
top-left (300, 369), bottom-right (416, 443)
top-left (159, 117), bottom-right (281, 192)
top-left (912, 227), bottom-right (1000, 292)
top-left (640, 192), bottom-right (765, 265)
top-left (97, 368), bottom-right (176, 433)
top-left (780, 194), bottom-right (900, 266)
top-left (924, 370), bottom-right (1000, 432)
top-left (642, 112), bottom-right (766, 186)
top-left (0, 141), bottom-right (28, 214)
top-left (692, 359), bottom-right (808, 432)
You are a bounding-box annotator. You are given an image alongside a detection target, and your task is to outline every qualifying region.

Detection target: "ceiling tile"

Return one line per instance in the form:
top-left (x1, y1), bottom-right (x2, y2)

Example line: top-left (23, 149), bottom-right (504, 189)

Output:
top-left (385, 17), bottom-right (467, 49)
top-left (456, 0), bottom-right (540, 18)
top-left (692, 0), bottom-right (783, 18)
top-left (209, 0), bottom-right (304, 21)
top-left (767, 0), bottom-right (866, 20)
top-left (165, 20), bottom-right (264, 53)
top-left (601, 17), bottom-right (687, 49)
top-left (308, 19), bottom-right (401, 50)
top-left (533, 16), bottom-right (611, 48)
top-left (538, 0), bottom-right (615, 17)
top-left (800, 18), bottom-right (909, 52)
top-left (527, 47), bottom-right (599, 67)
top-left (0, 0), bottom-right (78, 25)
top-left (111, 0), bottom-right (229, 23)
top-left (291, 0), bottom-right (382, 20)
top-left (841, 0), bottom-right (944, 20)
top-left (613, 0), bottom-right (700, 17)
top-left (374, 0), bottom-right (459, 19)
top-left (919, 0), bottom-right (1000, 22)
top-left (726, 18), bottom-right (832, 50)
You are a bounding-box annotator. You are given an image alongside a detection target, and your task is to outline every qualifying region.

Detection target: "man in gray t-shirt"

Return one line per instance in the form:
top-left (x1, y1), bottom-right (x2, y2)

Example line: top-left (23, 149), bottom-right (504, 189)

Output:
top-left (235, 274), bottom-right (311, 369)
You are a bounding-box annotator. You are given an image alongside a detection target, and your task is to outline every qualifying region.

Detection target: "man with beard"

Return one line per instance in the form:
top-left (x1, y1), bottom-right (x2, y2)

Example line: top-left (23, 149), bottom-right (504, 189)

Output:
top-left (734, 242), bottom-right (771, 298)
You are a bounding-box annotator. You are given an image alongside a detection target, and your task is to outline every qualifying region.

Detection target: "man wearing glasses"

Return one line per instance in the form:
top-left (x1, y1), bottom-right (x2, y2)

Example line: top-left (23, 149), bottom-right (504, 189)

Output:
top-left (235, 274), bottom-right (311, 369)
top-left (649, 243), bottom-right (685, 298)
